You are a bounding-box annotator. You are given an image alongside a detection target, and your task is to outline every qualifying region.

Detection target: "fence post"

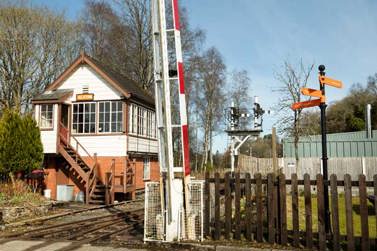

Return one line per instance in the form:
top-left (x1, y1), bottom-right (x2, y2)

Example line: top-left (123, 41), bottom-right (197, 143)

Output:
top-left (359, 174), bottom-right (369, 251)
top-left (105, 172), bottom-right (110, 205)
top-left (255, 173), bottom-right (263, 242)
top-left (111, 159), bottom-right (115, 204)
top-left (374, 174), bottom-right (377, 249)
top-left (344, 174), bottom-right (354, 251)
top-left (304, 174), bottom-right (313, 249)
top-left (291, 173), bottom-right (299, 247)
top-left (317, 174), bottom-right (326, 251)
top-left (204, 172), bottom-right (210, 238)
top-left (267, 173), bottom-right (276, 244)
top-left (235, 172), bottom-right (241, 240)
top-left (214, 172), bottom-right (220, 240)
top-left (278, 173), bottom-right (287, 245)
top-left (330, 174), bottom-right (340, 251)
top-left (245, 173), bottom-right (252, 241)
top-left (224, 172), bottom-right (232, 239)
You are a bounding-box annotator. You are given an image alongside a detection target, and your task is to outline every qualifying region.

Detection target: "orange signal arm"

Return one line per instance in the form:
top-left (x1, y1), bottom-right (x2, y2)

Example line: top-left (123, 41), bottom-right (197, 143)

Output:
top-left (301, 87), bottom-right (322, 97)
top-left (291, 98), bottom-right (322, 110)
top-left (319, 76), bottom-right (343, 88)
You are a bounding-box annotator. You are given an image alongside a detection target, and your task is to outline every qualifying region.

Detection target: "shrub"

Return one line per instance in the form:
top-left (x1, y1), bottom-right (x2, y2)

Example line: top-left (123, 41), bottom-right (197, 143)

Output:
top-left (0, 109), bottom-right (44, 175)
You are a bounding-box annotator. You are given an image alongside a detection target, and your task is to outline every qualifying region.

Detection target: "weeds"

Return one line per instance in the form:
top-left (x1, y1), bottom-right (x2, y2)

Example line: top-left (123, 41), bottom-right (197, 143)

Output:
top-left (0, 173), bottom-right (45, 207)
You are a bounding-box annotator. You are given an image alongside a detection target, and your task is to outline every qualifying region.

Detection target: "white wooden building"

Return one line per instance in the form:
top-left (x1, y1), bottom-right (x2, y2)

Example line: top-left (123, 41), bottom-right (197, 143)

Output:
top-left (32, 53), bottom-right (159, 203)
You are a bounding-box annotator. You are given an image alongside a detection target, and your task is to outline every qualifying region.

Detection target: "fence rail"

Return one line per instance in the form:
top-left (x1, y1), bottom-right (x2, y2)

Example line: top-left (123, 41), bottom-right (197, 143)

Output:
top-left (204, 172), bottom-right (377, 250)
top-left (237, 155), bottom-right (377, 181)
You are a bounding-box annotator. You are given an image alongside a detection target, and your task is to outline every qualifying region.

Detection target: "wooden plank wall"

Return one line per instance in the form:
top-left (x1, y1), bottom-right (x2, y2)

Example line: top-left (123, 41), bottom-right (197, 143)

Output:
top-left (238, 155), bottom-right (377, 180)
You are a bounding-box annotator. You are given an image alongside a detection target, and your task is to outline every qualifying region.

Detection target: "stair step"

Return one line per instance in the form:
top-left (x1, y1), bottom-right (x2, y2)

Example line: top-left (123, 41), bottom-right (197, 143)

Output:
top-left (91, 194), bottom-right (105, 199)
top-left (93, 188), bottom-right (106, 193)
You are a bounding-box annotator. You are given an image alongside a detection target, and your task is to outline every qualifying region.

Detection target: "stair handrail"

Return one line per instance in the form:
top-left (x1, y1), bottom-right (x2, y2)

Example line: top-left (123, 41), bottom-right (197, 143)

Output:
top-left (110, 159), bottom-right (115, 204)
top-left (58, 122), bottom-right (98, 204)
top-left (86, 153), bottom-right (98, 204)
top-left (59, 122), bottom-right (95, 169)
top-left (126, 159), bottom-right (136, 187)
top-left (105, 159), bottom-right (115, 205)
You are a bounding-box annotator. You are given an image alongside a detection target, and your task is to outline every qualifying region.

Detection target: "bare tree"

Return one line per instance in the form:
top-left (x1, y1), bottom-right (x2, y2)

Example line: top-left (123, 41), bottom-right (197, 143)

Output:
top-left (190, 48), bottom-right (226, 170)
top-left (83, 0), bottom-right (204, 93)
top-left (228, 69), bottom-right (253, 128)
top-left (0, 3), bottom-right (82, 112)
top-left (116, 0), bottom-right (153, 90)
top-left (274, 60), bottom-right (314, 170)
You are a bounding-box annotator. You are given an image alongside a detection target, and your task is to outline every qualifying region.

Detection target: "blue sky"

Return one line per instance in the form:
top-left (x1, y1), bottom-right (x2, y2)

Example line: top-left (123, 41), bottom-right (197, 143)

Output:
top-left (33, 0), bottom-right (377, 152)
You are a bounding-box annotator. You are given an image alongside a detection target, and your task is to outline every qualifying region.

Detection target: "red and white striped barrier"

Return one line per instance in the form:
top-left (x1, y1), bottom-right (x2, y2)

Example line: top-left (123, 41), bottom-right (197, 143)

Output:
top-left (171, 0), bottom-right (190, 176)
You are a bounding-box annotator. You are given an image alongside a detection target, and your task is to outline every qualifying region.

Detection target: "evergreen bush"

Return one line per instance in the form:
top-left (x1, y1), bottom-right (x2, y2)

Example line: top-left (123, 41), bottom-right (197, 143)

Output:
top-left (0, 110), bottom-right (43, 175)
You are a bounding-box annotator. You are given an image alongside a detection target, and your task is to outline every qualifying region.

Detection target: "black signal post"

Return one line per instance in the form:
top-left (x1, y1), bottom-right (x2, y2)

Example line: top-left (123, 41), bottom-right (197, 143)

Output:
top-left (319, 65), bottom-right (331, 233)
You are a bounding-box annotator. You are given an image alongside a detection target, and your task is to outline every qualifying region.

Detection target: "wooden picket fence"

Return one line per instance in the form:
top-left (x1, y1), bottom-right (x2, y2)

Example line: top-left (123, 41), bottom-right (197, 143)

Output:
top-left (204, 172), bottom-right (377, 251)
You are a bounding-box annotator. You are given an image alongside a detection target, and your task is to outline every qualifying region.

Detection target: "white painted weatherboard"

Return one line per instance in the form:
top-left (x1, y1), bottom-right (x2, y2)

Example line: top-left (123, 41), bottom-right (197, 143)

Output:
top-left (58, 65), bottom-right (122, 102)
top-left (37, 104), bottom-right (59, 154)
top-left (72, 135), bottom-right (127, 156)
top-left (128, 135), bottom-right (158, 153)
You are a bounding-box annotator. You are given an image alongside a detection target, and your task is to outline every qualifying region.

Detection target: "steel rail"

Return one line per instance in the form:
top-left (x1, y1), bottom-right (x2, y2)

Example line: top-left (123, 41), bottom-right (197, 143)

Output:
top-left (5, 199), bottom-right (144, 228)
top-left (1, 208), bottom-right (144, 239)
top-left (1, 212), bottom-right (126, 238)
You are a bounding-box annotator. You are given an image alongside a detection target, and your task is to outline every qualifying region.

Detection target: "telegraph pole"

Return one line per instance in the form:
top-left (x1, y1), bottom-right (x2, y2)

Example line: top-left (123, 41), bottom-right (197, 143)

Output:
top-left (318, 65), bottom-right (330, 233)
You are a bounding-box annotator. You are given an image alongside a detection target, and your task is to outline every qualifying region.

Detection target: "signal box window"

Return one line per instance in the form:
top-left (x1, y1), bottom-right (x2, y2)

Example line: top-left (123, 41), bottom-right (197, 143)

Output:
top-left (143, 157), bottom-right (151, 180)
top-left (98, 101), bottom-right (123, 133)
top-left (72, 103), bottom-right (96, 134)
top-left (39, 104), bottom-right (54, 129)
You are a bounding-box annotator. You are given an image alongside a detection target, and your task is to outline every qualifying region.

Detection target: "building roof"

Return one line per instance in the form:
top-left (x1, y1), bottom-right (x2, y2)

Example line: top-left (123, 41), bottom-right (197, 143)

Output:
top-left (88, 56), bottom-right (154, 105)
top-left (41, 53), bottom-right (154, 106)
top-left (32, 89), bottom-right (73, 103)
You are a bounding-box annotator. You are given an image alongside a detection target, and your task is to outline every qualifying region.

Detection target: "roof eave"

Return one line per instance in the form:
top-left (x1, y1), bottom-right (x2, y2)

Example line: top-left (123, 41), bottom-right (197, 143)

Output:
top-left (45, 53), bottom-right (131, 99)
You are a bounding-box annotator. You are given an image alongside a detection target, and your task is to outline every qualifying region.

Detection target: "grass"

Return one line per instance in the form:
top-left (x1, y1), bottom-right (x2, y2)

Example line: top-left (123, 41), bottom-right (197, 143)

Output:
top-left (286, 194), bottom-right (376, 238)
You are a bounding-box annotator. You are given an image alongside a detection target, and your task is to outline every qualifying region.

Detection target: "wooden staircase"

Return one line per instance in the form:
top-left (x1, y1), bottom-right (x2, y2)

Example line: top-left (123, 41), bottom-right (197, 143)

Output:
top-left (58, 123), bottom-right (105, 204)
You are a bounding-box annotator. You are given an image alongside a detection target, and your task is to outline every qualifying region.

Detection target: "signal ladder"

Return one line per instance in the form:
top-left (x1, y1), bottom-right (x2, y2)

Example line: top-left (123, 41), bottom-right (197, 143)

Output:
top-left (144, 0), bottom-right (200, 242)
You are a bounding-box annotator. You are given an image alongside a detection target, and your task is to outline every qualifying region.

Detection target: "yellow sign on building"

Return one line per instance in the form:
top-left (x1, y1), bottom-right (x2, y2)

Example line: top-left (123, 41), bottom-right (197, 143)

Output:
top-left (76, 93), bottom-right (94, 101)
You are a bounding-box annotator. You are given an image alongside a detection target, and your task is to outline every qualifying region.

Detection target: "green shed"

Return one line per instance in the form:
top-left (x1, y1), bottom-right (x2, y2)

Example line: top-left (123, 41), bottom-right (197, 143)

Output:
top-left (283, 130), bottom-right (377, 158)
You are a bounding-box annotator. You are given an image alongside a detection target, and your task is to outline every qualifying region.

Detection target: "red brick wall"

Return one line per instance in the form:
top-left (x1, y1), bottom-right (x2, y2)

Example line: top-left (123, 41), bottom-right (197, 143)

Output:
top-left (132, 157), bottom-right (160, 190)
top-left (82, 156), bottom-right (127, 184)
top-left (43, 155), bottom-right (160, 200)
top-left (44, 157), bottom-right (57, 199)
top-left (44, 157), bottom-right (82, 200)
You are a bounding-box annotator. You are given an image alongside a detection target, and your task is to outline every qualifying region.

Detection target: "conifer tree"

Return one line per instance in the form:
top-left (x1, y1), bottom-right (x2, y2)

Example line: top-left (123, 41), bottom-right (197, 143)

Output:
top-left (0, 110), bottom-right (43, 175)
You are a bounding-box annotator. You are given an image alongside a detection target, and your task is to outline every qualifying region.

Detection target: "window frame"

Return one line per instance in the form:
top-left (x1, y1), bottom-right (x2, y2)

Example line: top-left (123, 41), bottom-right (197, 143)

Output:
top-left (71, 102), bottom-right (97, 135)
top-left (129, 103), bottom-right (156, 139)
top-left (98, 101), bottom-right (124, 134)
top-left (143, 157), bottom-right (151, 180)
top-left (39, 104), bottom-right (54, 130)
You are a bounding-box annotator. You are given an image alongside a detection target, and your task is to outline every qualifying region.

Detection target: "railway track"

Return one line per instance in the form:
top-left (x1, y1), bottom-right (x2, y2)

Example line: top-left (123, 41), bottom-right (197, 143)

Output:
top-left (0, 201), bottom-right (145, 250)
top-left (5, 199), bottom-right (144, 228)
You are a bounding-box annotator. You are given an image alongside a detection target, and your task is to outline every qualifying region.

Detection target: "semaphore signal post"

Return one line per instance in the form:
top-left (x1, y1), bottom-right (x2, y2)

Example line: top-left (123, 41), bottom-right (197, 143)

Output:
top-left (291, 65), bottom-right (343, 234)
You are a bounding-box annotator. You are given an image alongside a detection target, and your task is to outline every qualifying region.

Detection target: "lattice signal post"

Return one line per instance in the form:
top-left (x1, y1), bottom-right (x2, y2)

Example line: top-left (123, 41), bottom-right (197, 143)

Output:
top-left (291, 65), bottom-right (343, 233)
